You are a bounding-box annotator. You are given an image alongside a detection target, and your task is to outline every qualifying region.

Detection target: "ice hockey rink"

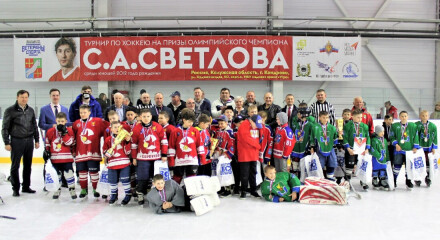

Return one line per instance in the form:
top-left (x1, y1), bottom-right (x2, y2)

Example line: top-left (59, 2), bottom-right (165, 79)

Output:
top-left (0, 163), bottom-right (439, 240)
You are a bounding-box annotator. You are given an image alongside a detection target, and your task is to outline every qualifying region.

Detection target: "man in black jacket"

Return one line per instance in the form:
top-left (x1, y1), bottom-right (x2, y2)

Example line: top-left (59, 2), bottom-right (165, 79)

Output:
top-left (150, 92), bottom-right (175, 125)
top-left (2, 90), bottom-right (40, 196)
top-left (281, 94), bottom-right (298, 124)
top-left (258, 92), bottom-right (281, 130)
top-left (167, 91), bottom-right (186, 121)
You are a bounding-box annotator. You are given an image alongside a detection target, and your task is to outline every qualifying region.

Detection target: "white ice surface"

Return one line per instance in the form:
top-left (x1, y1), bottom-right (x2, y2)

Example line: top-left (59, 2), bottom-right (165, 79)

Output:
top-left (0, 164), bottom-right (439, 240)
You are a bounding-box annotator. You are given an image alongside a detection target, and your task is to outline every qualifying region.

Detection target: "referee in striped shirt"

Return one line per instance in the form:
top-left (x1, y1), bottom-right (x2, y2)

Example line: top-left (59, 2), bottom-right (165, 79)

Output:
top-left (309, 89), bottom-right (336, 125)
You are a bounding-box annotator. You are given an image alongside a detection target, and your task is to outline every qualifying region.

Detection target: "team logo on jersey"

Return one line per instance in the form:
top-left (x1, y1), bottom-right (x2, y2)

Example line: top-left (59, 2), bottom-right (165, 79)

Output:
top-left (80, 129), bottom-right (95, 144)
top-left (113, 145), bottom-right (123, 157)
top-left (275, 134), bottom-right (281, 143)
top-left (144, 135), bottom-right (158, 150)
top-left (179, 137), bottom-right (194, 152)
top-left (153, 126), bottom-right (156, 131)
top-left (91, 122), bottom-right (95, 126)
top-left (76, 123), bottom-right (81, 128)
top-left (52, 140), bottom-right (62, 152)
top-left (319, 41), bottom-right (339, 55)
top-left (275, 183), bottom-right (288, 196)
top-left (191, 132), bottom-right (195, 136)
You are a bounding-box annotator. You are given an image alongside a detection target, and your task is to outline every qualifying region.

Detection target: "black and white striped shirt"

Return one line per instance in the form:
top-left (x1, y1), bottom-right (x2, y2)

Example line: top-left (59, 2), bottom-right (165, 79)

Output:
top-left (309, 101), bottom-right (336, 126)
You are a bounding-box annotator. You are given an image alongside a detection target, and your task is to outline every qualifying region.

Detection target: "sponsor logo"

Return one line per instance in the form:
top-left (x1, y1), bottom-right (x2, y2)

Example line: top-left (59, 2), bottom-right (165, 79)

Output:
top-left (25, 58), bottom-right (42, 79)
top-left (296, 63), bottom-right (311, 77)
top-left (342, 62), bottom-right (359, 78)
top-left (319, 41), bottom-right (339, 55)
top-left (317, 60), bottom-right (339, 73)
top-left (344, 42), bottom-right (358, 56)
top-left (296, 39), bottom-right (307, 50)
top-left (21, 40), bottom-right (45, 56)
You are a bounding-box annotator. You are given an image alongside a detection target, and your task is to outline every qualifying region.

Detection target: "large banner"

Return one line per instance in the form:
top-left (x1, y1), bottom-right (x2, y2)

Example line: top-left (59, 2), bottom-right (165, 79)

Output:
top-left (14, 36), bottom-right (292, 81)
top-left (293, 37), bottom-right (361, 81)
top-left (14, 36), bottom-right (361, 82)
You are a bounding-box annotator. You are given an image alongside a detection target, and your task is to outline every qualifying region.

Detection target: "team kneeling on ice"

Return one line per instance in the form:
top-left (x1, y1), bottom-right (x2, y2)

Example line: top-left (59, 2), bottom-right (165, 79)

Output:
top-left (42, 104), bottom-right (438, 214)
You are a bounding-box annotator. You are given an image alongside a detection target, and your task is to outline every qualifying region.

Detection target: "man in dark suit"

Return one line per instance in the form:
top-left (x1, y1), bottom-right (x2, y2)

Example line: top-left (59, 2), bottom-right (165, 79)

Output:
top-left (150, 92), bottom-right (175, 125)
top-left (104, 92), bottom-right (127, 122)
top-left (281, 94), bottom-right (298, 124)
top-left (39, 88), bottom-right (71, 134)
top-left (39, 88), bottom-right (70, 189)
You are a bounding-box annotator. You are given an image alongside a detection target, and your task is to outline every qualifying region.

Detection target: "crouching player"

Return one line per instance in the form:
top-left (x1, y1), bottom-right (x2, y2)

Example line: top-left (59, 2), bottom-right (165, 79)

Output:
top-left (103, 121), bottom-right (132, 205)
top-left (262, 165), bottom-right (358, 205)
top-left (44, 112), bottom-right (77, 199)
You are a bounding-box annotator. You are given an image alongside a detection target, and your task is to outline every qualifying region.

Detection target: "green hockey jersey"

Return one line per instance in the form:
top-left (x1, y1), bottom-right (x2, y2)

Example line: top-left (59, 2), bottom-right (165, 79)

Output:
top-left (343, 121), bottom-right (371, 150)
top-left (389, 122), bottom-right (419, 153)
top-left (370, 136), bottom-right (389, 164)
top-left (311, 122), bottom-right (338, 156)
top-left (415, 121), bottom-right (438, 151)
top-left (261, 172), bottom-right (301, 202)
top-left (290, 116), bottom-right (315, 158)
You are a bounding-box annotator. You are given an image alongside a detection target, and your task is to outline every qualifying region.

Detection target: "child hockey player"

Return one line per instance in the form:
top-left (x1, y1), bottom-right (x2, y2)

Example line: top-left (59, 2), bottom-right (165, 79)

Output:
top-left (310, 111), bottom-right (338, 181)
top-left (389, 111), bottom-right (419, 189)
top-left (383, 114), bottom-right (394, 167)
top-left (196, 114), bottom-right (212, 176)
top-left (122, 106), bottom-right (139, 199)
top-left (168, 109), bottom-right (205, 184)
top-left (370, 125), bottom-right (390, 190)
top-left (273, 112), bottom-right (295, 172)
top-left (290, 103), bottom-right (314, 177)
top-left (258, 111), bottom-right (273, 165)
top-left (103, 121), bottom-right (132, 205)
top-left (72, 105), bottom-right (107, 198)
top-left (415, 110), bottom-right (437, 187)
top-left (212, 115), bottom-right (235, 197)
top-left (44, 112), bottom-right (77, 199)
top-left (334, 109), bottom-right (352, 184)
top-left (131, 109), bottom-right (168, 205)
top-left (146, 174), bottom-right (185, 214)
top-left (343, 109), bottom-right (370, 189)
top-left (261, 165), bottom-right (300, 202)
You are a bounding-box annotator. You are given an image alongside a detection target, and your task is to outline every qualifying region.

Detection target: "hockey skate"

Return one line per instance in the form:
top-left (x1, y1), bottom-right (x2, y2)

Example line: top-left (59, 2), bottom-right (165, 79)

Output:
top-left (93, 189), bottom-right (100, 198)
top-left (109, 194), bottom-right (117, 205)
top-left (415, 181), bottom-right (422, 187)
top-left (137, 192), bottom-right (144, 206)
top-left (52, 189), bottom-right (61, 199)
top-left (121, 195), bottom-right (131, 206)
top-left (79, 189), bottom-right (88, 198)
top-left (360, 181), bottom-right (369, 190)
top-left (405, 179), bottom-right (414, 190)
top-left (69, 188), bottom-right (77, 199)
top-left (372, 177), bottom-right (380, 190)
top-left (425, 176), bottom-right (432, 187)
top-left (380, 178), bottom-right (390, 191)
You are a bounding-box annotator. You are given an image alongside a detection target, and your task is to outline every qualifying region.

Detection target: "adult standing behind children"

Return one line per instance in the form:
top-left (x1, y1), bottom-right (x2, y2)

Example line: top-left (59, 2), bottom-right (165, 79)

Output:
top-left (351, 96), bottom-right (374, 135)
top-left (69, 85), bottom-right (103, 122)
top-left (211, 88), bottom-right (235, 118)
top-left (258, 92), bottom-right (281, 130)
top-left (309, 89), bottom-right (336, 126)
top-left (2, 90), bottom-right (40, 196)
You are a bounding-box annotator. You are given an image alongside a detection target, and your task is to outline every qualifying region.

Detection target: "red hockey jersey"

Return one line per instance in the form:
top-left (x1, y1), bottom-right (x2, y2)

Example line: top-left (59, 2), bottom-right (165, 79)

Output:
top-left (163, 124), bottom-right (176, 141)
top-left (168, 126), bottom-right (205, 167)
top-left (131, 122), bottom-right (168, 161)
top-left (213, 127), bottom-right (235, 159)
top-left (259, 124), bottom-right (273, 162)
top-left (103, 121), bottom-right (130, 139)
top-left (196, 127), bottom-right (211, 165)
top-left (72, 117), bottom-right (106, 162)
top-left (45, 127), bottom-right (75, 163)
top-left (273, 123), bottom-right (295, 160)
top-left (102, 135), bottom-right (131, 170)
top-left (122, 120), bottom-right (139, 133)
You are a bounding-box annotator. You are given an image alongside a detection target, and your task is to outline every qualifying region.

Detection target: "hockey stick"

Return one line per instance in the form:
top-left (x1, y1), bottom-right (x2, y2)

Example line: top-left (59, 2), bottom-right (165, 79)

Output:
top-left (0, 215), bottom-right (16, 220)
top-left (336, 151), bottom-right (362, 200)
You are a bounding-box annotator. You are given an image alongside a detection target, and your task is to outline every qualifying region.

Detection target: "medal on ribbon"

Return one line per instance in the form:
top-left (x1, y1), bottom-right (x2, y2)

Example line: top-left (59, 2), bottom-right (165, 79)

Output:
top-left (400, 123), bottom-right (407, 144)
top-left (56, 143), bottom-right (62, 149)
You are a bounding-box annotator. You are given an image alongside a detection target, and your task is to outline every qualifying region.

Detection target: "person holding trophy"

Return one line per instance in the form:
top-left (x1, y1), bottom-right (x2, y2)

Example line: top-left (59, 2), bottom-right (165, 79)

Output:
top-left (103, 121), bottom-right (132, 205)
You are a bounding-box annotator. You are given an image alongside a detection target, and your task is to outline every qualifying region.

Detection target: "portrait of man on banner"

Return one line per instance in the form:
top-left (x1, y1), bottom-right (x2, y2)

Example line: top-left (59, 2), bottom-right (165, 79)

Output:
top-left (49, 37), bottom-right (81, 81)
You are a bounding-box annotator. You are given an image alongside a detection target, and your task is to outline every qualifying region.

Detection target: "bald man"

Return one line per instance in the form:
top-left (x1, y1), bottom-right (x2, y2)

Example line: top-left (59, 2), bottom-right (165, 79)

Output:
top-left (351, 96), bottom-right (374, 135)
top-left (258, 92), bottom-right (281, 130)
top-left (150, 92), bottom-right (175, 125)
top-left (104, 92), bottom-right (128, 121)
top-left (137, 92), bottom-right (155, 110)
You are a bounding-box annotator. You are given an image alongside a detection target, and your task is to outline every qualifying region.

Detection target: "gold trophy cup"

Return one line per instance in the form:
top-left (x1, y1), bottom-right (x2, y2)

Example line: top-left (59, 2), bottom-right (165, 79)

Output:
top-left (210, 137), bottom-right (219, 158)
top-left (336, 119), bottom-right (344, 140)
top-left (107, 125), bottom-right (132, 156)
